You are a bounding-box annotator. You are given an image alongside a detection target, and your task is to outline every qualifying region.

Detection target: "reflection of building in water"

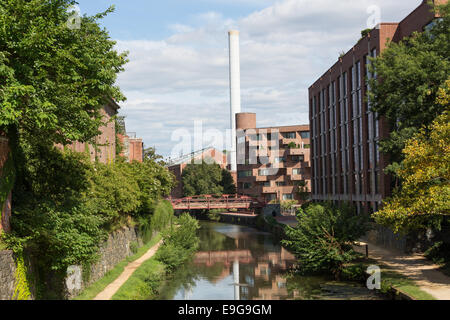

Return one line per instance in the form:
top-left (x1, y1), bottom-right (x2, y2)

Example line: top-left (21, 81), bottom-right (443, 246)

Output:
top-left (193, 247), bottom-right (296, 300)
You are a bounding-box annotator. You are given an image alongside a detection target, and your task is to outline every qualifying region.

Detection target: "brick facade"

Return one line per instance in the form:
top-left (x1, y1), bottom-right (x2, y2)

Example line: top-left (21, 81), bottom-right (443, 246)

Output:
top-left (236, 113), bottom-right (311, 204)
top-left (56, 99), bottom-right (119, 164)
top-left (118, 133), bottom-right (144, 163)
top-left (308, 0), bottom-right (443, 214)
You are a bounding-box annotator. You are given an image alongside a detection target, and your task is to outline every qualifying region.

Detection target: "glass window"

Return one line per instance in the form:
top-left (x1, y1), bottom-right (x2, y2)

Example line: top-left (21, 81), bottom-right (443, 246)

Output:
top-left (292, 168), bottom-right (303, 175)
top-left (243, 182), bottom-right (252, 189)
top-left (282, 194), bottom-right (294, 200)
top-left (283, 132), bottom-right (296, 139)
top-left (300, 131), bottom-right (310, 139)
top-left (291, 155), bottom-right (305, 162)
top-left (276, 181), bottom-right (286, 187)
top-left (238, 170), bottom-right (252, 178)
top-left (262, 182), bottom-right (270, 187)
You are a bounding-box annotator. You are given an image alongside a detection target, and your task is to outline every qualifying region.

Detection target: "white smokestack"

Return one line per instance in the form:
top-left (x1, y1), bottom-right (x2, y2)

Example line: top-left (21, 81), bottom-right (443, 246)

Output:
top-left (228, 30), bottom-right (241, 172)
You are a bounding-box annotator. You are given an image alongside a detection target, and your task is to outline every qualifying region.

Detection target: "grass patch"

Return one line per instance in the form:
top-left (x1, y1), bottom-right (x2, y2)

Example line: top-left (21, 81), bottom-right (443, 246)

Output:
top-left (111, 257), bottom-right (165, 300)
top-left (0, 237), bottom-right (7, 251)
top-left (343, 258), bottom-right (436, 300)
top-left (380, 269), bottom-right (436, 300)
top-left (73, 233), bottom-right (162, 300)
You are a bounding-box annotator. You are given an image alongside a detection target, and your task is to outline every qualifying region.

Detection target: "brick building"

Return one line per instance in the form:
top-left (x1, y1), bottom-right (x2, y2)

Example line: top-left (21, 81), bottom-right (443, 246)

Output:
top-left (308, 0), bottom-right (444, 214)
top-left (167, 147), bottom-right (228, 198)
top-left (236, 113), bottom-right (311, 203)
top-left (57, 98), bottom-right (120, 164)
top-left (0, 133), bottom-right (12, 233)
top-left (118, 132), bottom-right (144, 163)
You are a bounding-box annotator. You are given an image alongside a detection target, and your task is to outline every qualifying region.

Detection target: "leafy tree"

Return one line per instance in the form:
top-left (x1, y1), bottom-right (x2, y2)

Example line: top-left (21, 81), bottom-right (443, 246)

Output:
top-left (181, 161), bottom-right (236, 197)
top-left (282, 203), bottom-right (371, 280)
top-left (143, 147), bottom-right (165, 164)
top-left (373, 81), bottom-right (450, 234)
top-left (0, 0), bottom-right (127, 147)
top-left (368, 2), bottom-right (450, 175)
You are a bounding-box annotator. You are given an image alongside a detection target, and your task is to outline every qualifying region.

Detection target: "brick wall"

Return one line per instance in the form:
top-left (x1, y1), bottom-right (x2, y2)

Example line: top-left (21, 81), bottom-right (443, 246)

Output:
top-left (56, 101), bottom-right (118, 164)
top-left (0, 135), bottom-right (12, 233)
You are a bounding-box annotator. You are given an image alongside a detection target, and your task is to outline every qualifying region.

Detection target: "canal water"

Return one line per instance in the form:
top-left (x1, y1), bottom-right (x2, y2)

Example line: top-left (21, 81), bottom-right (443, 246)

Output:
top-left (156, 221), bottom-right (383, 300)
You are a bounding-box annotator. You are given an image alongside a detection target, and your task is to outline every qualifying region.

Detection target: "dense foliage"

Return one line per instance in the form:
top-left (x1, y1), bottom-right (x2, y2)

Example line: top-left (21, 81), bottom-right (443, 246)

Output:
top-left (373, 81), bottom-right (450, 234)
top-left (283, 203), bottom-right (371, 280)
top-left (0, 0), bottom-right (127, 146)
top-left (155, 213), bottom-right (200, 272)
top-left (368, 2), bottom-right (450, 176)
top-left (181, 161), bottom-right (236, 197)
top-left (2, 146), bottom-right (175, 274)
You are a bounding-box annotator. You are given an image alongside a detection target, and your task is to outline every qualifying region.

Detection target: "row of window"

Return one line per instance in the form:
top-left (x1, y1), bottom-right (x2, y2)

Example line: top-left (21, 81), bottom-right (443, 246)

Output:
top-left (310, 48), bottom-right (381, 196)
top-left (249, 131), bottom-right (310, 141)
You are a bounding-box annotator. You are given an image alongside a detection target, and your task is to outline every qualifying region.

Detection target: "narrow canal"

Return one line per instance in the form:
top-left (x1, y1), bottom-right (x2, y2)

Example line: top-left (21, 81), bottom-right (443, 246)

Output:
top-left (156, 221), bottom-right (384, 300)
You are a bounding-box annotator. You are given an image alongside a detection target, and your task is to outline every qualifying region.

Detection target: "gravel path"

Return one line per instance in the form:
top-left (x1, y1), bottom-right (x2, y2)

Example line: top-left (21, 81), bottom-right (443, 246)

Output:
top-left (93, 240), bottom-right (163, 300)
top-left (355, 241), bottom-right (450, 300)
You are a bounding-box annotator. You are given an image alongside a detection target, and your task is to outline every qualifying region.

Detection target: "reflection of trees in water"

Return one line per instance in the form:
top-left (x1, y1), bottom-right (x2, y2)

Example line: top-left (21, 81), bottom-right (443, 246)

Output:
top-left (157, 261), bottom-right (229, 300)
top-left (197, 223), bottom-right (237, 251)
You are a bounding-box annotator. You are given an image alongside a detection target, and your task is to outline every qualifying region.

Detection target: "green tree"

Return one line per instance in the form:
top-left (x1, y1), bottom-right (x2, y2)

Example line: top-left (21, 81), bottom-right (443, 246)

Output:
top-left (368, 2), bottom-right (450, 176)
top-left (0, 0), bottom-right (127, 147)
top-left (181, 161), bottom-right (236, 197)
top-left (373, 81), bottom-right (450, 234)
top-left (283, 203), bottom-right (371, 280)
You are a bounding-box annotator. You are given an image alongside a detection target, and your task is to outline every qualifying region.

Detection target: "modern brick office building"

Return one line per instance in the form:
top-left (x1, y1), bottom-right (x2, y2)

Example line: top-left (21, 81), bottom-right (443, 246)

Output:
top-left (308, 0), bottom-right (444, 214)
top-left (236, 113), bottom-right (311, 203)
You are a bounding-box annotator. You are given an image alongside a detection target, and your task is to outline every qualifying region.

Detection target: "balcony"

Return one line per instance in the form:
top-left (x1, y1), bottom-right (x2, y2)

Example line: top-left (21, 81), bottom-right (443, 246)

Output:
top-left (289, 174), bottom-right (305, 181)
top-left (287, 148), bottom-right (304, 156)
top-left (262, 186), bottom-right (278, 194)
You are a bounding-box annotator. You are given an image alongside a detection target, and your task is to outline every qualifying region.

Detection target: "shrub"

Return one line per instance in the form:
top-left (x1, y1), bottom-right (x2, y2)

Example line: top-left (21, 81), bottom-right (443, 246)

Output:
top-left (282, 203), bottom-right (371, 280)
top-left (156, 214), bottom-right (200, 272)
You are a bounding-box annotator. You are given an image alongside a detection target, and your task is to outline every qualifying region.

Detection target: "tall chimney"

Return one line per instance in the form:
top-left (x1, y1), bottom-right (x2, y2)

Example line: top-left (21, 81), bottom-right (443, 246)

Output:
top-left (228, 30), bottom-right (241, 172)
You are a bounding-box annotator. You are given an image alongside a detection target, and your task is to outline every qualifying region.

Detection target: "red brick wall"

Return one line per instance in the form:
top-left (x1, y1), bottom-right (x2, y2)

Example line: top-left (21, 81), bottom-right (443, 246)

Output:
top-left (0, 135), bottom-right (12, 233)
top-left (128, 139), bottom-right (143, 163)
top-left (56, 102), bottom-right (117, 164)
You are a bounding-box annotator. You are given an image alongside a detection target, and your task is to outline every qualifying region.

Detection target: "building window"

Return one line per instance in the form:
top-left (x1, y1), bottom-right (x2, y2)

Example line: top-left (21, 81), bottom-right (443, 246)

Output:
top-left (274, 157), bottom-right (285, 163)
top-left (238, 170), bottom-right (252, 178)
top-left (262, 182), bottom-right (271, 187)
top-left (243, 182), bottom-right (252, 189)
top-left (300, 131), bottom-right (310, 139)
top-left (283, 132), bottom-right (296, 139)
top-left (276, 181), bottom-right (286, 187)
top-left (292, 168), bottom-right (303, 175)
top-left (266, 194), bottom-right (277, 201)
top-left (282, 194), bottom-right (294, 200)
top-left (259, 168), bottom-right (277, 176)
top-left (291, 155), bottom-right (305, 162)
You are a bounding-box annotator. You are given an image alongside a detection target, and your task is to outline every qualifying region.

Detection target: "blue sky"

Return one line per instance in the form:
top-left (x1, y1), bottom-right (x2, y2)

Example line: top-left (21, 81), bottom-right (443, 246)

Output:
top-left (76, 0), bottom-right (421, 159)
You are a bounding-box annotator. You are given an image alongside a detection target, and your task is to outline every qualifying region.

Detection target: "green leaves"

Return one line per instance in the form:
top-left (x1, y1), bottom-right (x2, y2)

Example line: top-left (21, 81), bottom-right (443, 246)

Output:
top-left (181, 161), bottom-right (236, 197)
top-left (283, 203), bottom-right (370, 280)
top-left (0, 0), bottom-right (127, 145)
top-left (368, 2), bottom-right (450, 161)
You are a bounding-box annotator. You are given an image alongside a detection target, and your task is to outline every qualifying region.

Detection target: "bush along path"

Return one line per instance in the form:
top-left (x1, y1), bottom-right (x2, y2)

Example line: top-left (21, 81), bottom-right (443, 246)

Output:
top-left (111, 214), bottom-right (200, 300)
top-left (93, 239), bottom-right (163, 300)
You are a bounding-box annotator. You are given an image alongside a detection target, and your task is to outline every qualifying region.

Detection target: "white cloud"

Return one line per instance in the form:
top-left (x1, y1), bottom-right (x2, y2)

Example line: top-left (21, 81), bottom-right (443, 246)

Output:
top-left (116, 0), bottom-right (422, 157)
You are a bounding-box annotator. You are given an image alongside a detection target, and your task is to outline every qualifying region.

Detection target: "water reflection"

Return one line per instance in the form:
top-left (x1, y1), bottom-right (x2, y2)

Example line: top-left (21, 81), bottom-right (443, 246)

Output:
top-left (156, 222), bottom-right (383, 300)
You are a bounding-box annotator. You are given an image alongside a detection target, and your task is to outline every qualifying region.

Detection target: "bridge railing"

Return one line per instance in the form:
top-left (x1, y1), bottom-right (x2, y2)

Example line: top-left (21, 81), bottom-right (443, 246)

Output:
top-left (169, 194), bottom-right (264, 211)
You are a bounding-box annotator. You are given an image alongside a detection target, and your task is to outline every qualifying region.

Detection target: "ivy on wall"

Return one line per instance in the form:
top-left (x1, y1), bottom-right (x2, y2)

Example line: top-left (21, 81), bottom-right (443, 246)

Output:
top-left (0, 152), bottom-right (15, 220)
top-left (13, 254), bottom-right (32, 300)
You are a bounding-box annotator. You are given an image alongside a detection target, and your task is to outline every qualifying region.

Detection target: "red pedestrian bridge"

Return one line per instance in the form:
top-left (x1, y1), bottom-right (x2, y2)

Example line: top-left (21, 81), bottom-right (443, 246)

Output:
top-left (168, 194), bottom-right (264, 212)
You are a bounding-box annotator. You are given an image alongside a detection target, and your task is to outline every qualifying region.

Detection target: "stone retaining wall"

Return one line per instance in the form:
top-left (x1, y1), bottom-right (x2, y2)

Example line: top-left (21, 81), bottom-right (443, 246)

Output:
top-left (65, 226), bottom-right (144, 299)
top-left (0, 250), bottom-right (17, 300)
